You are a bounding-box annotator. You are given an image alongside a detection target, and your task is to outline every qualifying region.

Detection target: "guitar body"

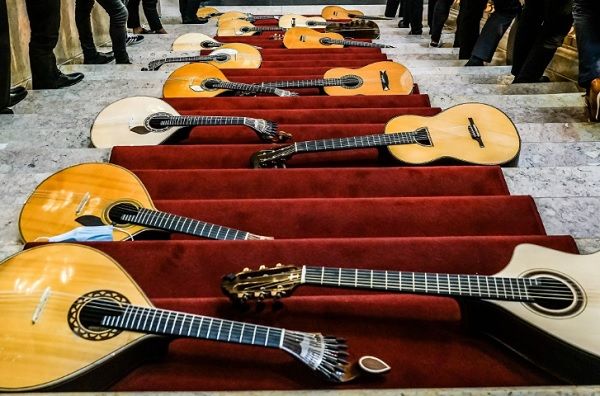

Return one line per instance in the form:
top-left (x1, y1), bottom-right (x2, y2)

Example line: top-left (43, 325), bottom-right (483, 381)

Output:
top-left (279, 14), bottom-right (327, 29)
top-left (207, 43), bottom-right (262, 69)
top-left (283, 27), bottom-right (345, 49)
top-left (217, 11), bottom-right (250, 25)
top-left (323, 61), bottom-right (414, 96)
top-left (321, 6), bottom-right (364, 19)
top-left (0, 244), bottom-right (165, 391)
top-left (385, 103), bottom-right (521, 165)
top-left (196, 6), bottom-right (220, 19)
top-left (217, 20), bottom-right (258, 36)
top-left (464, 244), bottom-right (600, 383)
top-left (91, 96), bottom-right (180, 148)
top-left (163, 63), bottom-right (228, 98)
top-left (19, 163), bottom-right (156, 242)
top-left (326, 20), bottom-right (380, 39)
top-left (172, 33), bottom-right (221, 51)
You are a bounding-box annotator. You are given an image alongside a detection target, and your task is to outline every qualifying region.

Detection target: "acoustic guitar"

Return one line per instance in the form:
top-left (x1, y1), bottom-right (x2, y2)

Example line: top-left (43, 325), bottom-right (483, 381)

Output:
top-left (90, 96), bottom-right (289, 148)
top-left (221, 243), bottom-right (600, 384)
top-left (278, 14), bottom-right (329, 29)
top-left (217, 11), bottom-right (279, 25)
top-left (172, 33), bottom-right (228, 51)
top-left (283, 27), bottom-right (392, 49)
top-left (0, 243), bottom-right (378, 391)
top-left (19, 163), bottom-right (273, 243)
top-left (326, 20), bottom-right (381, 40)
top-left (321, 6), bottom-right (391, 20)
top-left (142, 43), bottom-right (262, 71)
top-left (251, 103), bottom-right (521, 167)
top-left (217, 20), bottom-right (283, 37)
top-left (196, 6), bottom-right (221, 18)
top-left (163, 61), bottom-right (413, 98)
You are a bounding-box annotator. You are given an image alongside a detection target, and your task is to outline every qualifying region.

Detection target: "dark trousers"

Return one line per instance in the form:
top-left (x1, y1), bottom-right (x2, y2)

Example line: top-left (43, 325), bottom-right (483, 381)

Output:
top-left (25, 0), bottom-right (62, 87)
top-left (127, 0), bottom-right (163, 31)
top-left (573, 0), bottom-right (600, 87)
top-left (384, 0), bottom-right (408, 18)
top-left (405, 0), bottom-right (424, 32)
top-left (470, 0), bottom-right (522, 62)
top-left (179, 0), bottom-right (201, 23)
top-left (76, 0), bottom-right (129, 62)
top-left (0, 0), bottom-right (10, 108)
top-left (456, 0), bottom-right (487, 58)
top-left (427, 0), bottom-right (438, 28)
top-left (430, 0), bottom-right (454, 42)
top-left (511, 0), bottom-right (573, 83)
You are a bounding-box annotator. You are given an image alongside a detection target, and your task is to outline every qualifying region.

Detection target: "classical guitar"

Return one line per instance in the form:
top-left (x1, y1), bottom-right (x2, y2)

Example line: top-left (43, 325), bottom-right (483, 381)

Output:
top-left (278, 14), bottom-right (329, 28)
top-left (19, 163), bottom-right (273, 243)
top-left (221, 243), bottom-right (600, 383)
top-left (217, 20), bottom-right (283, 37)
top-left (251, 103), bottom-right (521, 167)
top-left (321, 6), bottom-right (391, 20)
top-left (142, 43), bottom-right (262, 71)
top-left (172, 33), bottom-right (227, 51)
top-left (90, 96), bottom-right (289, 148)
top-left (0, 244), bottom-right (384, 391)
top-left (283, 27), bottom-right (393, 49)
top-left (164, 63), bottom-right (296, 98)
top-left (217, 11), bottom-right (280, 25)
top-left (326, 20), bottom-right (381, 40)
top-left (163, 61), bottom-right (413, 98)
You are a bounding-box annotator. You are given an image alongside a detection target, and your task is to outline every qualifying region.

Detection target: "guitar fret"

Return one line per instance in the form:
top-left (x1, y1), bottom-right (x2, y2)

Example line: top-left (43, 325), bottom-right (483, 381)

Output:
top-left (162, 312), bottom-right (171, 333)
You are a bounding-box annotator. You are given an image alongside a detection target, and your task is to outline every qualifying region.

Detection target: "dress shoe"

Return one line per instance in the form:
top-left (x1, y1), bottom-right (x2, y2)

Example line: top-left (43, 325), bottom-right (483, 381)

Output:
top-left (397, 20), bottom-right (409, 28)
top-left (0, 108), bottom-right (13, 114)
top-left (465, 56), bottom-right (484, 66)
top-left (10, 86), bottom-right (26, 95)
top-left (53, 72), bottom-right (84, 89)
top-left (84, 52), bottom-right (115, 64)
top-left (9, 86), bottom-right (27, 107)
top-left (116, 57), bottom-right (133, 64)
top-left (587, 78), bottom-right (600, 122)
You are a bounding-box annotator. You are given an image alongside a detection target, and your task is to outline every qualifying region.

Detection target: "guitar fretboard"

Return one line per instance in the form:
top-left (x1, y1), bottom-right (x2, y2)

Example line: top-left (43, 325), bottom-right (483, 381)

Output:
top-left (303, 266), bottom-right (538, 301)
top-left (102, 305), bottom-right (284, 347)
top-left (260, 77), bottom-right (354, 89)
top-left (293, 131), bottom-right (426, 153)
top-left (213, 80), bottom-right (288, 96)
top-left (154, 115), bottom-right (249, 127)
top-left (246, 26), bottom-right (283, 32)
top-left (322, 38), bottom-right (391, 48)
top-left (120, 207), bottom-right (255, 240)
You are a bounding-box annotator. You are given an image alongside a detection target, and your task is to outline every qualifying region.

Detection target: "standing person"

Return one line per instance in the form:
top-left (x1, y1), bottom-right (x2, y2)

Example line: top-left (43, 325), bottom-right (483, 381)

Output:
top-left (405, 0), bottom-right (424, 34)
top-left (511, 0), bottom-right (573, 83)
top-left (455, 0), bottom-right (487, 58)
top-left (127, 0), bottom-right (167, 34)
top-left (464, 0), bottom-right (521, 65)
top-left (25, 0), bottom-right (85, 89)
top-left (0, 0), bottom-right (27, 113)
top-left (573, 0), bottom-right (600, 121)
top-left (429, 0), bottom-right (455, 47)
top-left (385, 0), bottom-right (409, 27)
top-left (427, 0), bottom-right (439, 32)
top-left (75, 0), bottom-right (143, 65)
top-left (179, 0), bottom-right (207, 24)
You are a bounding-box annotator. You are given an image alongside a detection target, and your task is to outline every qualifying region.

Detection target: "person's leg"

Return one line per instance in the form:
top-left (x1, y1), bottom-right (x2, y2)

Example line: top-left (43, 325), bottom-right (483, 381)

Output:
top-left (0, 0), bottom-right (10, 110)
top-left (384, 0), bottom-right (401, 17)
top-left (407, 0), bottom-right (423, 33)
top-left (469, 0), bottom-right (521, 63)
top-left (95, 0), bottom-right (130, 63)
top-left (510, 0), bottom-right (542, 77)
top-left (25, 0), bottom-right (62, 88)
top-left (141, 0), bottom-right (164, 31)
top-left (430, 0), bottom-right (454, 44)
top-left (427, 0), bottom-right (438, 29)
top-left (75, 0), bottom-right (100, 58)
top-left (183, 0), bottom-right (202, 23)
top-left (398, 0), bottom-right (409, 26)
top-left (573, 0), bottom-right (600, 88)
top-left (127, 0), bottom-right (141, 29)
top-left (457, 0), bottom-right (487, 59)
top-left (513, 0), bottom-right (573, 83)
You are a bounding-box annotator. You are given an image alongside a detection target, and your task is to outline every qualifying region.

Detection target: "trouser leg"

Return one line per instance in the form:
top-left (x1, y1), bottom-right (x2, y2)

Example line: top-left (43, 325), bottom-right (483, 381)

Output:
top-left (141, 0), bottom-right (163, 31)
top-left (75, 0), bottom-right (99, 57)
top-left (0, 0), bottom-right (10, 108)
top-left (95, 0), bottom-right (129, 62)
top-left (384, 0), bottom-right (401, 17)
top-left (406, 0), bottom-right (423, 32)
top-left (430, 0), bottom-right (454, 43)
top-left (470, 0), bottom-right (521, 62)
top-left (457, 0), bottom-right (487, 58)
top-left (26, 0), bottom-right (61, 87)
top-left (127, 0), bottom-right (141, 28)
top-left (510, 0), bottom-right (542, 76)
top-left (427, 0), bottom-right (439, 28)
top-left (573, 0), bottom-right (600, 87)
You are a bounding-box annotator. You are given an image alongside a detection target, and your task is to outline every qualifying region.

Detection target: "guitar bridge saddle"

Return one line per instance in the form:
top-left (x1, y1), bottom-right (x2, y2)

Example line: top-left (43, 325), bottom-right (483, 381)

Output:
top-left (32, 286), bottom-right (52, 324)
top-left (379, 70), bottom-right (390, 90)
top-left (75, 192), bottom-right (91, 215)
top-left (468, 117), bottom-right (485, 148)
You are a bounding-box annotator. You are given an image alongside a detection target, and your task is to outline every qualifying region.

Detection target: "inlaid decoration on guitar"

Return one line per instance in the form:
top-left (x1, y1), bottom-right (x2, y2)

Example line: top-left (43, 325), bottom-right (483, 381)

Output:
top-left (222, 243), bottom-right (600, 384)
top-left (251, 103), bottom-right (521, 168)
top-left (142, 43), bottom-right (262, 71)
top-left (19, 163), bottom-right (273, 243)
top-left (0, 244), bottom-right (389, 391)
top-left (163, 61), bottom-right (413, 98)
top-left (90, 96), bottom-right (289, 148)
top-left (321, 6), bottom-right (391, 21)
top-left (283, 27), bottom-right (393, 49)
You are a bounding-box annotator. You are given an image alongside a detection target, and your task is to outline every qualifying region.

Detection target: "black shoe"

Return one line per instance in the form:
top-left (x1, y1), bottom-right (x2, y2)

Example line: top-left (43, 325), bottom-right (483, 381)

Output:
top-left (465, 56), bottom-right (484, 66)
top-left (84, 52), bottom-right (115, 64)
top-left (183, 17), bottom-right (208, 24)
top-left (9, 87), bottom-right (27, 107)
top-left (408, 30), bottom-right (422, 35)
top-left (0, 108), bottom-right (13, 114)
top-left (125, 34), bottom-right (145, 46)
top-left (538, 76), bottom-right (551, 83)
top-left (10, 86), bottom-right (26, 95)
top-left (398, 20), bottom-right (409, 28)
top-left (54, 72), bottom-right (85, 89)
top-left (116, 57), bottom-right (133, 64)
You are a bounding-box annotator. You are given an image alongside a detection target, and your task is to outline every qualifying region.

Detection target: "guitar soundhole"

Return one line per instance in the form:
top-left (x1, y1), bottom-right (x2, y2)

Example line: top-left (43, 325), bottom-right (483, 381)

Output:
top-left (106, 201), bottom-right (140, 226)
top-left (525, 272), bottom-right (584, 317)
top-left (69, 290), bottom-right (129, 341)
top-left (340, 75), bottom-right (363, 89)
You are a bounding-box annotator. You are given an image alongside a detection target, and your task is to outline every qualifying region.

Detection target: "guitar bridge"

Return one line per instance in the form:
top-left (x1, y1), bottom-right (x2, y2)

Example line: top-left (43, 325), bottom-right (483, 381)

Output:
top-left (468, 117), bottom-right (485, 148)
top-left (379, 70), bottom-right (390, 91)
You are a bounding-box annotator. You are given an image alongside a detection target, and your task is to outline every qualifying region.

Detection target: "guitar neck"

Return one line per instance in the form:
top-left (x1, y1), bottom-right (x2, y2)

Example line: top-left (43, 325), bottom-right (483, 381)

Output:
top-left (260, 78), bottom-right (351, 89)
top-left (120, 207), bottom-right (266, 240)
top-left (213, 80), bottom-right (294, 96)
top-left (324, 38), bottom-right (390, 48)
top-left (248, 26), bottom-right (283, 32)
top-left (163, 55), bottom-right (217, 64)
top-left (301, 266), bottom-right (536, 302)
top-left (101, 305), bottom-right (284, 348)
top-left (155, 115), bottom-right (253, 128)
top-left (293, 131), bottom-right (424, 154)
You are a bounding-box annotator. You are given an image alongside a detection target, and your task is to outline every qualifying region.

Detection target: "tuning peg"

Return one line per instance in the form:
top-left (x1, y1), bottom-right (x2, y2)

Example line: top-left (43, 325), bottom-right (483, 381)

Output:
top-left (275, 263), bottom-right (282, 267)
top-left (242, 267), bottom-right (251, 272)
top-left (236, 293), bottom-right (248, 303)
top-left (254, 291), bottom-right (265, 301)
top-left (259, 265), bottom-right (267, 270)
top-left (222, 273), bottom-right (236, 282)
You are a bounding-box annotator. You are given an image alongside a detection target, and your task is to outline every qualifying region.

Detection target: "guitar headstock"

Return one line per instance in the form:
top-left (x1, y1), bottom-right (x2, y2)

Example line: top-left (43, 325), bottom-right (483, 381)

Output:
top-left (250, 146), bottom-right (294, 168)
top-left (142, 58), bottom-right (166, 71)
top-left (221, 264), bottom-right (302, 303)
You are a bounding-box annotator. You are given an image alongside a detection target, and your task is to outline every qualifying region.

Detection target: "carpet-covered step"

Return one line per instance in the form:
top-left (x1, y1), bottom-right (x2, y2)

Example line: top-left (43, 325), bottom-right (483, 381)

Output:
top-left (83, 235), bottom-right (577, 299)
top-left (248, 58), bottom-right (390, 68)
top-left (165, 95), bottom-right (429, 110)
top-left (133, 167), bottom-right (509, 200)
top-left (140, 196), bottom-right (546, 239)
top-left (110, 294), bottom-right (558, 391)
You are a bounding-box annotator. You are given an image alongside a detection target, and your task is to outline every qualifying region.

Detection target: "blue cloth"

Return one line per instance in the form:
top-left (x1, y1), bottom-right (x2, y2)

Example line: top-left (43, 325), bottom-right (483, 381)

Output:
top-left (573, 0), bottom-right (600, 87)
